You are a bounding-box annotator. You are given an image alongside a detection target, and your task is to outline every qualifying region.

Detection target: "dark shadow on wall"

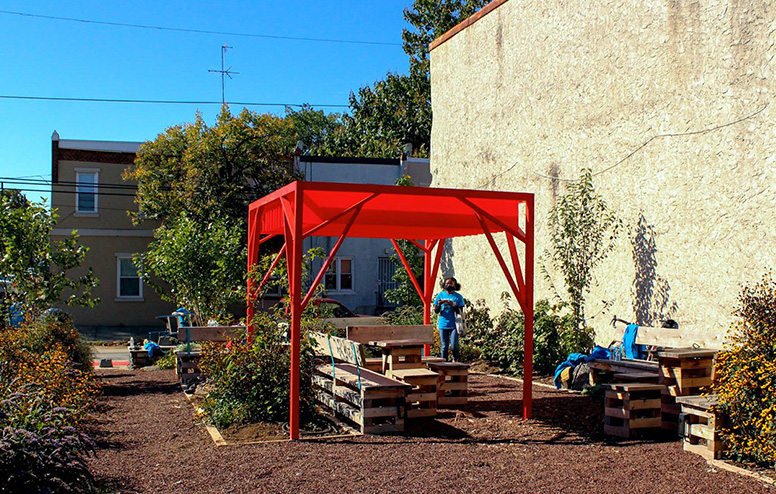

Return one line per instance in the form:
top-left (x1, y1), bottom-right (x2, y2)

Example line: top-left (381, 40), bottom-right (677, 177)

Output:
top-left (631, 212), bottom-right (678, 325)
top-left (441, 238), bottom-right (456, 281)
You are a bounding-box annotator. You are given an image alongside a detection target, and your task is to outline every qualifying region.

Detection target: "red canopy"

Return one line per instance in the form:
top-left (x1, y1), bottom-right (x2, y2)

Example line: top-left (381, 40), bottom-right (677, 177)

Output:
top-left (247, 181), bottom-right (535, 439)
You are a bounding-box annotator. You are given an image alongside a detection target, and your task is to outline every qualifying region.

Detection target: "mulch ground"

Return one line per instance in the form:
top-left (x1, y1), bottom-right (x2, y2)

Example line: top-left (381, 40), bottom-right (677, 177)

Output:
top-left (87, 369), bottom-right (772, 494)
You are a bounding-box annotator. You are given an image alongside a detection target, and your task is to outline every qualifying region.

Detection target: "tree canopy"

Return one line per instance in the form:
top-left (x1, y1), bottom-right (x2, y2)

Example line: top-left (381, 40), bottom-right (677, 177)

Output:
top-left (0, 190), bottom-right (98, 324)
top-left (125, 107), bottom-right (302, 225)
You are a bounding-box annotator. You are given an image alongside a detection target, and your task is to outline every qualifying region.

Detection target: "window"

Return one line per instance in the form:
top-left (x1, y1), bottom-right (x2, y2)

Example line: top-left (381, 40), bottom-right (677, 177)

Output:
top-left (76, 170), bottom-right (99, 213)
top-left (324, 257), bottom-right (353, 292)
top-left (117, 257), bottom-right (142, 299)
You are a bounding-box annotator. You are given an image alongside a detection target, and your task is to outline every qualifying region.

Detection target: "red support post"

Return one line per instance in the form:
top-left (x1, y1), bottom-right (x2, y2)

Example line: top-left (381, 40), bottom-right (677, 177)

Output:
top-left (523, 198), bottom-right (535, 420)
top-left (247, 208), bottom-right (260, 343)
top-left (422, 239), bottom-right (437, 356)
top-left (283, 189), bottom-right (304, 440)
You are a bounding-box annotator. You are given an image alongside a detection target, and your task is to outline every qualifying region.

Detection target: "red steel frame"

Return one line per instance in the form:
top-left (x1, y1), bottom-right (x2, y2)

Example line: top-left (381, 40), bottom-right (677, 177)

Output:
top-left (247, 181), bottom-right (534, 440)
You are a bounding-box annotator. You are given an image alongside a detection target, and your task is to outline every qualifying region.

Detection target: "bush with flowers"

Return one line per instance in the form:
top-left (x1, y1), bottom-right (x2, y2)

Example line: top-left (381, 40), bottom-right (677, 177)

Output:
top-left (0, 314), bottom-right (99, 493)
top-left (712, 272), bottom-right (776, 467)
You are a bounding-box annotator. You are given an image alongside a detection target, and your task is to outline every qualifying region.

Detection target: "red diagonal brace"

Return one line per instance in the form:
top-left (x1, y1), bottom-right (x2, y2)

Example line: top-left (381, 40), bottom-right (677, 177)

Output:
top-left (473, 213), bottom-right (527, 314)
top-left (303, 193), bottom-right (378, 237)
top-left (254, 244), bottom-right (287, 297)
top-left (459, 197), bottom-right (526, 243)
top-left (302, 206), bottom-right (363, 309)
top-left (391, 239), bottom-right (424, 302)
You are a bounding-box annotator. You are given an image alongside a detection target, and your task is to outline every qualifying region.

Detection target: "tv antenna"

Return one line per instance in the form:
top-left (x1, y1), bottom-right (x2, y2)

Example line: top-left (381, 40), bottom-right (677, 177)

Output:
top-left (208, 43), bottom-right (239, 105)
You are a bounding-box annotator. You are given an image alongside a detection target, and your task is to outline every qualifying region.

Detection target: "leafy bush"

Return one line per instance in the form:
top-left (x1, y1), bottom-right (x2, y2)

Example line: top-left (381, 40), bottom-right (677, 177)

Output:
top-left (463, 295), bottom-right (589, 375)
top-left (154, 350), bottom-right (177, 370)
top-left (0, 316), bottom-right (99, 493)
top-left (712, 272), bottom-right (776, 466)
top-left (198, 325), bottom-right (317, 429)
top-left (0, 390), bottom-right (95, 494)
top-left (381, 305), bottom-right (424, 326)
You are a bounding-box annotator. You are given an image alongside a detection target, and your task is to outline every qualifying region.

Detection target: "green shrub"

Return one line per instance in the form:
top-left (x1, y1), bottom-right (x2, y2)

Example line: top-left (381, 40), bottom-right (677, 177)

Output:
top-left (381, 305), bottom-right (425, 326)
top-left (154, 350), bottom-right (177, 370)
top-left (462, 295), bottom-right (589, 375)
top-left (16, 311), bottom-right (93, 370)
top-left (198, 325), bottom-right (317, 429)
top-left (712, 272), bottom-right (776, 466)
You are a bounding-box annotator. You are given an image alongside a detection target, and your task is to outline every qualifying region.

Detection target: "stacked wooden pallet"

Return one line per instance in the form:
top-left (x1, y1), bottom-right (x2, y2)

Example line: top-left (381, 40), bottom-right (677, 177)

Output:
top-left (604, 383), bottom-right (663, 438)
top-left (390, 368), bottom-right (439, 419)
top-left (676, 395), bottom-right (725, 460)
top-left (314, 363), bottom-right (409, 434)
top-left (176, 350), bottom-right (203, 386)
top-left (427, 361), bottom-right (469, 408)
top-left (657, 349), bottom-right (716, 433)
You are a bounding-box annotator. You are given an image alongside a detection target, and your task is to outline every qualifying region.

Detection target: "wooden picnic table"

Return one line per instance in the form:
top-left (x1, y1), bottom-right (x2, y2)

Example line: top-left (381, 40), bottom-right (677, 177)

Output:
top-left (368, 339), bottom-right (426, 377)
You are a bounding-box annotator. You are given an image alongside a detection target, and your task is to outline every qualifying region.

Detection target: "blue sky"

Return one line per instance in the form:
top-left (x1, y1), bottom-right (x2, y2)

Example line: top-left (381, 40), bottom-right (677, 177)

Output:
top-left (0, 1), bottom-right (412, 202)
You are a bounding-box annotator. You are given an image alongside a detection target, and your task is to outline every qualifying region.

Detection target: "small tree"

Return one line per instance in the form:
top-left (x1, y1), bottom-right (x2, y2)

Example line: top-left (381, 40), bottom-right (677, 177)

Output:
top-left (547, 169), bottom-right (620, 329)
top-left (0, 190), bottom-right (97, 323)
top-left (138, 214), bottom-right (246, 326)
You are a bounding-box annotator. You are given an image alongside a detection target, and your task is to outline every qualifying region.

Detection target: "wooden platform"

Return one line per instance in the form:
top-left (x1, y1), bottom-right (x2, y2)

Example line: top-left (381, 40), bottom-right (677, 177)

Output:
top-left (314, 363), bottom-right (410, 434)
top-left (657, 349), bottom-right (715, 433)
top-left (390, 368), bottom-right (439, 419)
top-left (604, 383), bottom-right (663, 438)
top-left (176, 350), bottom-right (203, 385)
top-left (426, 361), bottom-right (469, 408)
top-left (676, 394), bottom-right (725, 460)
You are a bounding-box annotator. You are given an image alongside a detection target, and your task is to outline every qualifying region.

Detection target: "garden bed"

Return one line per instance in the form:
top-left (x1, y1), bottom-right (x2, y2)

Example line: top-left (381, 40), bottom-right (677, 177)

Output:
top-left (87, 368), bottom-right (772, 494)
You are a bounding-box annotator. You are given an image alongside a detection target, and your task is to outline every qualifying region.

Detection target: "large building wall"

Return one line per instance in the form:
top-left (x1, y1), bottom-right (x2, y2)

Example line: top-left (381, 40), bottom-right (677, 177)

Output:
top-left (430, 0), bottom-right (775, 345)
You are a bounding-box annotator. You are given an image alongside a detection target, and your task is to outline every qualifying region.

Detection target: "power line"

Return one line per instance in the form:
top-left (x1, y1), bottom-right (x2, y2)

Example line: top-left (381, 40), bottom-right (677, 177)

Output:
top-left (0, 9), bottom-right (402, 47)
top-left (0, 94), bottom-right (349, 108)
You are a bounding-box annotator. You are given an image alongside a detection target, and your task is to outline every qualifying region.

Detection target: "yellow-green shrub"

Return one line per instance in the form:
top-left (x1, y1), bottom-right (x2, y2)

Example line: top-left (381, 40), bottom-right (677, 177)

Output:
top-left (712, 272), bottom-right (776, 466)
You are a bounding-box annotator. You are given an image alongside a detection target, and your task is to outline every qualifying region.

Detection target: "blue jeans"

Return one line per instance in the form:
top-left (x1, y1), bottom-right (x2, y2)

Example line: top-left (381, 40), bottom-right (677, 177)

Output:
top-left (439, 327), bottom-right (459, 361)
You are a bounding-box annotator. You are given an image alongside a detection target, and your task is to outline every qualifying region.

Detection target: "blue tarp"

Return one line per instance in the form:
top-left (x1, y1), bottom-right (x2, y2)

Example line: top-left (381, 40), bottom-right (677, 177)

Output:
top-left (553, 345), bottom-right (610, 389)
top-left (622, 323), bottom-right (641, 359)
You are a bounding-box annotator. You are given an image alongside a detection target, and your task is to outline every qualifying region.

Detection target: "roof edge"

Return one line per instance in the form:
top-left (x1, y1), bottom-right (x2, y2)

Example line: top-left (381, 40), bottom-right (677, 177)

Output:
top-left (429, 0), bottom-right (510, 52)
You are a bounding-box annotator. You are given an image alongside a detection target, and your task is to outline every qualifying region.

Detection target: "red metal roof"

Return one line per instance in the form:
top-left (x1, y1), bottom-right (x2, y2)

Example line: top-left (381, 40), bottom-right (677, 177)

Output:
top-left (248, 180), bottom-right (532, 240)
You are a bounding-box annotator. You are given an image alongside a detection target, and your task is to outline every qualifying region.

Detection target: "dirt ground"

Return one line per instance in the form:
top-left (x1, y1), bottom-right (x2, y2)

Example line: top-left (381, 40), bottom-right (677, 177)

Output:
top-left (87, 369), bottom-right (772, 494)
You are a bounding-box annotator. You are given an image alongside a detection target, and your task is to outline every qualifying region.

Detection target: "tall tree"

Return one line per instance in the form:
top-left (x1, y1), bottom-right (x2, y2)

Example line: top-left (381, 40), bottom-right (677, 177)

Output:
top-left (0, 190), bottom-right (98, 323)
top-left (331, 0), bottom-right (487, 159)
top-left (125, 106), bottom-right (301, 225)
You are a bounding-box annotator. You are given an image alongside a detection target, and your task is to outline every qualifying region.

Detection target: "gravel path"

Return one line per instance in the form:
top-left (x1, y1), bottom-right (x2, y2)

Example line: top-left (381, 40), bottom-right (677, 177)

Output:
top-left (88, 369), bottom-right (771, 494)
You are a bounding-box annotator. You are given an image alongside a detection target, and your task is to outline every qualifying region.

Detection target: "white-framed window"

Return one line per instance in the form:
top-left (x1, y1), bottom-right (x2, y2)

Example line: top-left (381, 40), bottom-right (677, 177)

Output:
top-left (75, 168), bottom-right (99, 214)
top-left (116, 256), bottom-right (142, 300)
top-left (324, 257), bottom-right (354, 293)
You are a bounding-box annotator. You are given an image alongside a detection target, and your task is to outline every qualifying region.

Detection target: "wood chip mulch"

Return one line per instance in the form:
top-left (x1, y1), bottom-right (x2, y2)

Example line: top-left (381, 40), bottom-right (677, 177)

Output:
top-left (87, 369), bottom-right (772, 494)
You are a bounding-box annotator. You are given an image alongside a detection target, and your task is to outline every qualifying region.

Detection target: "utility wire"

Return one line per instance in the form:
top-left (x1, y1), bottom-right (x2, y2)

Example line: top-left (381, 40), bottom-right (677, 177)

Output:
top-left (0, 94), bottom-right (349, 108)
top-left (0, 9), bottom-right (402, 47)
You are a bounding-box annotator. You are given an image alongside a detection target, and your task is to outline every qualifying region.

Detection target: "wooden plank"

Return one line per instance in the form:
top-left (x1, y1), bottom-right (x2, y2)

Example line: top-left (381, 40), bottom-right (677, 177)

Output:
top-left (607, 383), bottom-right (664, 392)
top-left (407, 408), bottom-right (437, 419)
top-left (440, 382), bottom-right (468, 391)
top-left (629, 417), bottom-right (662, 429)
top-left (315, 363), bottom-right (410, 390)
top-left (391, 368), bottom-right (439, 379)
top-left (186, 326), bottom-right (243, 342)
top-left (589, 359), bottom-right (659, 372)
top-left (676, 394), bottom-right (718, 409)
top-left (627, 398), bottom-right (662, 410)
top-left (612, 320), bottom-right (723, 349)
top-left (316, 391), bottom-right (364, 427)
top-left (362, 406), bottom-right (401, 419)
top-left (347, 325), bottom-right (434, 345)
top-left (310, 332), bottom-right (366, 367)
top-left (407, 392), bottom-right (438, 403)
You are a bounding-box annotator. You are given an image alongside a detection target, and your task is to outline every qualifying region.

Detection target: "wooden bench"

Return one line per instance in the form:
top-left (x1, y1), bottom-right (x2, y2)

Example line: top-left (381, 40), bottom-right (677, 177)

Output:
top-left (604, 383), bottom-right (663, 438)
top-left (676, 394), bottom-right (725, 459)
top-left (427, 361), bottom-right (470, 408)
top-left (346, 325), bottom-right (436, 372)
top-left (310, 332), bottom-right (410, 434)
top-left (591, 322), bottom-right (719, 435)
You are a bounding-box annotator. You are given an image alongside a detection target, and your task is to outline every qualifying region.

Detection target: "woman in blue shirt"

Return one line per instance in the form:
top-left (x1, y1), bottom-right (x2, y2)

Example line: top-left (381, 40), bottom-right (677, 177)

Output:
top-left (433, 277), bottom-right (465, 362)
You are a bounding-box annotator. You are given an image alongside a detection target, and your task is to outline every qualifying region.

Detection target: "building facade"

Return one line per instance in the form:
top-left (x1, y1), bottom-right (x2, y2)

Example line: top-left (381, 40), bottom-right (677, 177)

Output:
top-left (50, 133), bottom-right (174, 338)
top-left (429, 0), bottom-right (775, 345)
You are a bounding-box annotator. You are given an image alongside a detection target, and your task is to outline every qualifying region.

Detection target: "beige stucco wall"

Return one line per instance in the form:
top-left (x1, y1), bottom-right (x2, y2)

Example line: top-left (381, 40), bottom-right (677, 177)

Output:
top-left (430, 0), bottom-right (776, 346)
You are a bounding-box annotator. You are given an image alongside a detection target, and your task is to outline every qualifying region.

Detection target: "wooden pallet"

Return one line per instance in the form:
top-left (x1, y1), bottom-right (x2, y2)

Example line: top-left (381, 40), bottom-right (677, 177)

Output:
top-left (603, 383), bottom-right (663, 438)
top-left (390, 368), bottom-right (439, 419)
top-left (676, 395), bottom-right (725, 460)
top-left (426, 361), bottom-right (469, 407)
top-left (176, 351), bottom-right (203, 385)
top-left (314, 363), bottom-right (410, 434)
top-left (656, 349), bottom-right (716, 433)
top-left (613, 371), bottom-right (659, 384)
